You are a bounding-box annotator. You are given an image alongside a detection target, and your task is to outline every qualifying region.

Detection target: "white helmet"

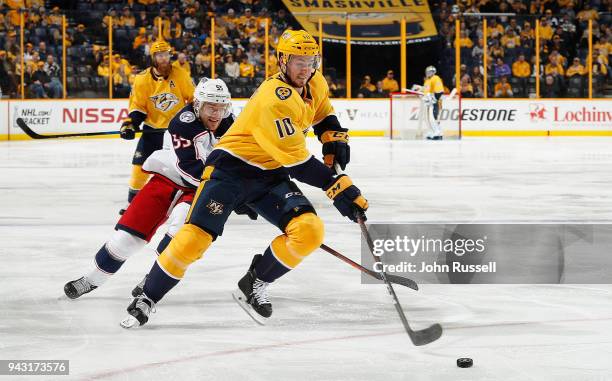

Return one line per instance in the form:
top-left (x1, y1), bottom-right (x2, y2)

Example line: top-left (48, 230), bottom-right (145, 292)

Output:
top-left (193, 78), bottom-right (231, 119)
top-left (425, 66), bottom-right (436, 77)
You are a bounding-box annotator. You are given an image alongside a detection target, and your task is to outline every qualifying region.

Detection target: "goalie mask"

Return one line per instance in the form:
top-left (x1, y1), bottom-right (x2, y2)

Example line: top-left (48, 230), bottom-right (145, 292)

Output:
top-left (425, 66), bottom-right (437, 78)
top-left (193, 78), bottom-right (231, 120)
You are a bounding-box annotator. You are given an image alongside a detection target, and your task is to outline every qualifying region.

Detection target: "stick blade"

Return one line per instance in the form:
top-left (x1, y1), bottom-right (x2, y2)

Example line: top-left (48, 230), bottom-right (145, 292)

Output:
top-left (409, 323), bottom-right (443, 346)
top-left (16, 118), bottom-right (46, 139)
top-left (384, 273), bottom-right (418, 291)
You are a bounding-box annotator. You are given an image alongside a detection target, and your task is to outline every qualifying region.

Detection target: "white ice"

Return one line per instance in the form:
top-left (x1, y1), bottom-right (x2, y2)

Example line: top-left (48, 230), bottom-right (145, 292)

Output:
top-left (1, 137), bottom-right (611, 381)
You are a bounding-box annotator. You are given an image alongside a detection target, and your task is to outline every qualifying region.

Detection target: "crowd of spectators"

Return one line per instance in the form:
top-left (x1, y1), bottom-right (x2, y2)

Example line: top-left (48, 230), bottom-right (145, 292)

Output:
top-left (434, 0), bottom-right (611, 98)
top-left (1, 0), bottom-right (301, 98)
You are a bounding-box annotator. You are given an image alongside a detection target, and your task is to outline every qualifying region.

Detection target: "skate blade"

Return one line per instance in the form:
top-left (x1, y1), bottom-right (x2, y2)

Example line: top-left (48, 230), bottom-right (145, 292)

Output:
top-left (120, 315), bottom-right (141, 329)
top-left (232, 289), bottom-right (268, 326)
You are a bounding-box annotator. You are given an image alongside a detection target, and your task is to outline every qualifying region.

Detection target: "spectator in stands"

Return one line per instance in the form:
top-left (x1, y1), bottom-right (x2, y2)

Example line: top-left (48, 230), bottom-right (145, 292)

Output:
top-left (542, 74), bottom-right (561, 97)
top-left (97, 55), bottom-right (111, 78)
top-left (490, 39), bottom-right (505, 62)
top-left (266, 52), bottom-right (279, 76)
top-left (460, 74), bottom-right (474, 97)
top-left (592, 51), bottom-right (609, 82)
top-left (472, 38), bottom-right (484, 66)
top-left (566, 57), bottom-right (585, 78)
top-left (184, 8), bottom-right (199, 32)
top-left (247, 45), bottom-right (261, 67)
top-left (543, 9), bottom-right (559, 28)
top-left (512, 54), bottom-right (530, 96)
top-left (357, 75), bottom-right (376, 98)
top-left (29, 61), bottom-right (48, 98)
top-left (120, 7), bottom-right (135, 29)
top-left (372, 80), bottom-right (389, 98)
top-left (73, 24), bottom-right (90, 46)
top-left (381, 70), bottom-right (399, 93)
top-left (538, 18), bottom-right (554, 41)
top-left (577, 3), bottom-right (599, 28)
top-left (494, 76), bottom-right (513, 97)
top-left (239, 56), bottom-right (254, 78)
top-left (324, 74), bottom-right (343, 98)
top-left (273, 8), bottom-right (289, 32)
top-left (224, 53), bottom-right (239, 79)
top-left (472, 76), bottom-right (484, 97)
top-left (172, 52), bottom-right (191, 75)
top-left (37, 42), bottom-right (49, 62)
top-left (43, 55), bottom-right (62, 98)
top-left (457, 30), bottom-right (473, 48)
top-left (102, 8), bottom-right (119, 30)
top-left (136, 10), bottom-right (148, 28)
top-left (494, 57), bottom-right (511, 78)
top-left (545, 54), bottom-right (565, 78)
top-left (166, 9), bottom-right (183, 42)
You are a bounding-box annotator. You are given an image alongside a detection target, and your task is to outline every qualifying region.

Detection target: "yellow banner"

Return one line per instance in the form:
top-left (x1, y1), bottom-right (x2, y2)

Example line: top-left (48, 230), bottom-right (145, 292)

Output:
top-left (282, 0), bottom-right (438, 44)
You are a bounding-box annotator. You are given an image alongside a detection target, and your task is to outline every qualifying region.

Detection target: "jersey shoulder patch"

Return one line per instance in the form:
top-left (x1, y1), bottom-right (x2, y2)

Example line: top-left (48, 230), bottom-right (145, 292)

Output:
top-left (275, 86), bottom-right (292, 100)
top-left (179, 111), bottom-right (196, 123)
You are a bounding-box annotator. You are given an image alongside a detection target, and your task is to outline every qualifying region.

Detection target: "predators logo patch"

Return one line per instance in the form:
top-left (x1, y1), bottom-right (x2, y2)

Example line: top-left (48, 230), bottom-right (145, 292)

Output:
top-left (275, 87), bottom-right (292, 100)
top-left (150, 93), bottom-right (180, 112)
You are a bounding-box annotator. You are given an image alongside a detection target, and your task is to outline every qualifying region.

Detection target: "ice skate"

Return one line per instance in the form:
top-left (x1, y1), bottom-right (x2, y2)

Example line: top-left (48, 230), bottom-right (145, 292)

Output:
top-left (120, 294), bottom-right (155, 329)
top-left (64, 276), bottom-right (97, 299)
top-left (232, 254), bottom-right (272, 325)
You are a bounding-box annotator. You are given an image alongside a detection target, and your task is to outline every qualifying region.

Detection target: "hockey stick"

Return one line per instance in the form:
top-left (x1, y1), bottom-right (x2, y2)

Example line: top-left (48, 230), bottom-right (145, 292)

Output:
top-left (357, 215), bottom-right (443, 346)
top-left (320, 243), bottom-right (418, 290)
top-left (332, 163), bottom-right (442, 345)
top-left (15, 118), bottom-right (165, 140)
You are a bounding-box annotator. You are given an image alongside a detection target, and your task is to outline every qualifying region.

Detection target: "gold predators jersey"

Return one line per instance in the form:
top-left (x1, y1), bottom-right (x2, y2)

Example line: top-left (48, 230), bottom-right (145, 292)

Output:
top-left (128, 67), bottom-right (195, 129)
top-left (424, 74), bottom-right (444, 94)
top-left (211, 70), bottom-right (334, 174)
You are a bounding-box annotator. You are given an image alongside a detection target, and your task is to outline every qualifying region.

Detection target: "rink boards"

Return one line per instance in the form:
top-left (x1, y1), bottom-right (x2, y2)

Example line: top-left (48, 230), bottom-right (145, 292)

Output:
top-left (0, 98), bottom-right (611, 140)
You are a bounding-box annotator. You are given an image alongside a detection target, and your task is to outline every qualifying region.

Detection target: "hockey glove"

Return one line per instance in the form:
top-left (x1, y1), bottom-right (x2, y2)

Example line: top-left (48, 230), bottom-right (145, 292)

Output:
top-left (321, 131), bottom-right (350, 171)
top-left (120, 119), bottom-right (139, 140)
top-left (234, 204), bottom-right (258, 220)
top-left (325, 175), bottom-right (368, 223)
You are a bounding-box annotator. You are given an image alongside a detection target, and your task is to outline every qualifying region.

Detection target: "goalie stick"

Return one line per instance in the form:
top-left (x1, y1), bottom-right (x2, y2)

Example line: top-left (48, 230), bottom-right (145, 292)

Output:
top-left (320, 243), bottom-right (418, 290)
top-left (16, 118), bottom-right (165, 140)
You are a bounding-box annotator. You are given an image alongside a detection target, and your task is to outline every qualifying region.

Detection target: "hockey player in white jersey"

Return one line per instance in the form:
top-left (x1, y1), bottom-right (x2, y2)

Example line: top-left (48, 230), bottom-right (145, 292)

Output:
top-left (64, 78), bottom-right (235, 299)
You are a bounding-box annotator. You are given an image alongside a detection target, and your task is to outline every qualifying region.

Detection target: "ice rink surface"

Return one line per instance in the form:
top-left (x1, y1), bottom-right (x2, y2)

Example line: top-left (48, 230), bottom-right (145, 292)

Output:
top-left (1, 137), bottom-right (611, 380)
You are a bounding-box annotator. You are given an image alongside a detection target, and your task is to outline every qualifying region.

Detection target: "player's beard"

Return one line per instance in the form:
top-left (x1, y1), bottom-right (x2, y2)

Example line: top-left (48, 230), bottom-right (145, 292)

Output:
top-left (155, 62), bottom-right (172, 77)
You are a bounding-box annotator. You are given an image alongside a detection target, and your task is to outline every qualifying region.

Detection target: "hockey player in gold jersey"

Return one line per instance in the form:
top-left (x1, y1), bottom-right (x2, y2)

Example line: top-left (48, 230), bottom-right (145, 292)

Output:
top-left (120, 40), bottom-right (195, 205)
top-left (121, 30), bottom-right (368, 328)
top-left (413, 66), bottom-right (445, 140)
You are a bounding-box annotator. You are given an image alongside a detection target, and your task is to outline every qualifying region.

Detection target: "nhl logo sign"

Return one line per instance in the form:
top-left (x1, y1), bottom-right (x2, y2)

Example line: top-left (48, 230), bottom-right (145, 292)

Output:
top-left (207, 200), bottom-right (224, 215)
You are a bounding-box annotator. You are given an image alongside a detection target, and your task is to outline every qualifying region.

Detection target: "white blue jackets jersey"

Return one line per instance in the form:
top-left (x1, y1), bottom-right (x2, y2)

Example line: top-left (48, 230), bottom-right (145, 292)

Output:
top-left (142, 104), bottom-right (234, 188)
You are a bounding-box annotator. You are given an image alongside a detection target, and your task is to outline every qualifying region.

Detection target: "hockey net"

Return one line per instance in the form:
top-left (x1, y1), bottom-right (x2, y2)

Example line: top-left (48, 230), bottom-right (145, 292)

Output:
top-left (389, 91), bottom-right (462, 140)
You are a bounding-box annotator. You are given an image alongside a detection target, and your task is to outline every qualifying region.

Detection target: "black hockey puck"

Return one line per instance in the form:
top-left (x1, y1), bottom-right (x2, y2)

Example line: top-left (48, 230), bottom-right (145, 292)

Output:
top-left (457, 358), bottom-right (473, 368)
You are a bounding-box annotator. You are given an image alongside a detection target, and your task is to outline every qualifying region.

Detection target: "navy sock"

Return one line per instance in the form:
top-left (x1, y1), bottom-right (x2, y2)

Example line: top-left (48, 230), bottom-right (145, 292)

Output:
top-left (143, 261), bottom-right (180, 303)
top-left (94, 244), bottom-right (124, 274)
top-left (254, 246), bottom-right (291, 283)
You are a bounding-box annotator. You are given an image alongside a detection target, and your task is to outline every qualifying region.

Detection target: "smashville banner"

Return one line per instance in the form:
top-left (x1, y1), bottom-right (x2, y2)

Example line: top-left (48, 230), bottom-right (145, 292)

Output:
top-left (282, 0), bottom-right (438, 44)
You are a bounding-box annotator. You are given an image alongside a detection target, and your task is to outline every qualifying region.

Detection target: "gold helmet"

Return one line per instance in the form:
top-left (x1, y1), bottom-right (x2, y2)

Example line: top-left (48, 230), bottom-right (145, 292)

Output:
top-left (276, 29), bottom-right (320, 61)
top-left (150, 40), bottom-right (172, 56)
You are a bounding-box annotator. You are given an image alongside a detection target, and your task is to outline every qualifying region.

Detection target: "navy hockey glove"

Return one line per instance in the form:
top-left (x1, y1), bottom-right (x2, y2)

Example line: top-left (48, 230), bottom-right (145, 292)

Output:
top-left (325, 175), bottom-right (368, 223)
top-left (120, 118), bottom-right (139, 140)
top-left (321, 131), bottom-right (350, 170)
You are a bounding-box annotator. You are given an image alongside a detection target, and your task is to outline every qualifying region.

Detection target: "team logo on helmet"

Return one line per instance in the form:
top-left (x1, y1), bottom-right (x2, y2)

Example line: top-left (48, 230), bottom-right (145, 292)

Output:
top-left (150, 93), bottom-right (179, 112)
top-left (275, 87), bottom-right (292, 100)
top-left (179, 111), bottom-right (196, 123)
